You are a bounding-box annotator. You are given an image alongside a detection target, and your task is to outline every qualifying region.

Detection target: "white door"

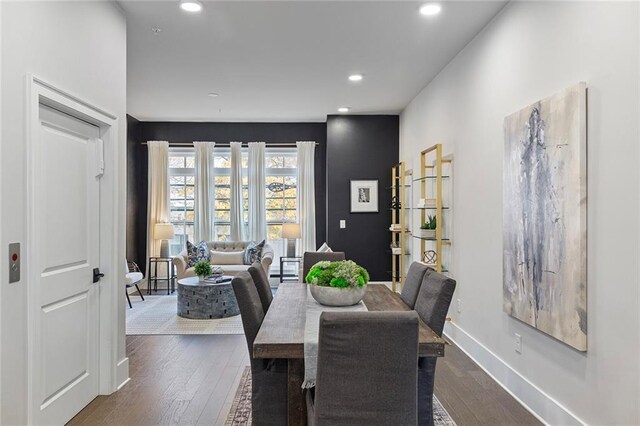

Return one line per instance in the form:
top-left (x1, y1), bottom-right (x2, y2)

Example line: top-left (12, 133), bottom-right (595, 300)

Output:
top-left (31, 104), bottom-right (101, 425)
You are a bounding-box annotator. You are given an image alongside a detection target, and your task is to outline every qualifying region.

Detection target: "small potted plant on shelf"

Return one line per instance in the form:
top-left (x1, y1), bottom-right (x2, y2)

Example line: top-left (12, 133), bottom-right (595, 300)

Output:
top-left (419, 215), bottom-right (437, 239)
top-left (305, 260), bottom-right (370, 306)
top-left (194, 261), bottom-right (212, 282)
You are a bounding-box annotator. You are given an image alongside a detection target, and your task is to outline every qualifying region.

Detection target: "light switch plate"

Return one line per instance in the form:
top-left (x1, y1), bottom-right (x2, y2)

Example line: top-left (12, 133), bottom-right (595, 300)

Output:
top-left (339, 220), bottom-right (346, 229)
top-left (9, 242), bottom-right (20, 283)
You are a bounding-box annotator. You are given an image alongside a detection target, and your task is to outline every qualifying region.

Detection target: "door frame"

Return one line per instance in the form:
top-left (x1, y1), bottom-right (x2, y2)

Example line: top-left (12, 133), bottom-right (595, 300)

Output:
top-left (25, 75), bottom-right (125, 421)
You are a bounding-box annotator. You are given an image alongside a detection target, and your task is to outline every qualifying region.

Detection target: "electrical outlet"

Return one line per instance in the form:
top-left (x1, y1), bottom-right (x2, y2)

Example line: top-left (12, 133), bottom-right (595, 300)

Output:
top-left (456, 298), bottom-right (461, 313)
top-left (339, 220), bottom-right (346, 229)
top-left (515, 333), bottom-right (522, 354)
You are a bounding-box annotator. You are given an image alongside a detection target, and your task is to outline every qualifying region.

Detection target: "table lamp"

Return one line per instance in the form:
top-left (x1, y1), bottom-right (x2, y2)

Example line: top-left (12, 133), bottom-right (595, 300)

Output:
top-left (154, 223), bottom-right (175, 258)
top-left (282, 223), bottom-right (301, 257)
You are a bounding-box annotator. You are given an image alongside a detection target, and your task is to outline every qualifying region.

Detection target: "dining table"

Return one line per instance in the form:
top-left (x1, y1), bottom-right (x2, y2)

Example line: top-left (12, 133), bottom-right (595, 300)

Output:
top-left (253, 282), bottom-right (447, 425)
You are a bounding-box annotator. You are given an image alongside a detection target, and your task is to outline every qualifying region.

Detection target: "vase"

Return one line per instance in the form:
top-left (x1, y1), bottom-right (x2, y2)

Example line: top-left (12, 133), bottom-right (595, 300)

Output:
top-left (309, 284), bottom-right (367, 307)
top-left (419, 229), bottom-right (436, 239)
top-left (199, 275), bottom-right (205, 282)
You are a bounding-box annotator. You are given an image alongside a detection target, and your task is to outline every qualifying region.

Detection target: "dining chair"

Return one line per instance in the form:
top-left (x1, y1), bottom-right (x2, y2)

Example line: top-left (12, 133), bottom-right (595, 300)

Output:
top-left (413, 270), bottom-right (457, 426)
top-left (248, 261), bottom-right (273, 313)
top-left (400, 262), bottom-right (434, 308)
top-left (231, 271), bottom-right (287, 425)
top-left (302, 251), bottom-right (346, 281)
top-left (306, 311), bottom-right (419, 426)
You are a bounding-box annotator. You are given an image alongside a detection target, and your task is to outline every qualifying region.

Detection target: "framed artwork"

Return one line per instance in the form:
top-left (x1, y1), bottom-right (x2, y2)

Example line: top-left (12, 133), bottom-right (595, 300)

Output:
top-left (350, 180), bottom-right (379, 213)
top-left (503, 82), bottom-right (587, 351)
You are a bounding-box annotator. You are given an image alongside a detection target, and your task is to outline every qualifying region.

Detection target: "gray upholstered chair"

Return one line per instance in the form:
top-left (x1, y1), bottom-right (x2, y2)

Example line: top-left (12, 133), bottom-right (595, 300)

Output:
top-left (302, 251), bottom-right (346, 281)
top-left (306, 311), bottom-right (420, 426)
top-left (248, 261), bottom-right (273, 313)
top-left (414, 271), bottom-right (457, 426)
top-left (231, 272), bottom-right (287, 425)
top-left (400, 262), bottom-right (433, 308)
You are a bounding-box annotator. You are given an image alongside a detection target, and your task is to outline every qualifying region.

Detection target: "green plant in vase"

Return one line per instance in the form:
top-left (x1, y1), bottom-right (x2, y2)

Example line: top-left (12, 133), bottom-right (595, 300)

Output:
top-left (194, 261), bottom-right (212, 281)
top-left (420, 215), bottom-right (437, 238)
top-left (305, 260), bottom-right (370, 306)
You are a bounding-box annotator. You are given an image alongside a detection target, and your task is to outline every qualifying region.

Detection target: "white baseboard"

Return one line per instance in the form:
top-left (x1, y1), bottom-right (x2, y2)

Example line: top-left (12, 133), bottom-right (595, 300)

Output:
top-left (444, 321), bottom-right (585, 426)
top-left (115, 357), bottom-right (129, 391)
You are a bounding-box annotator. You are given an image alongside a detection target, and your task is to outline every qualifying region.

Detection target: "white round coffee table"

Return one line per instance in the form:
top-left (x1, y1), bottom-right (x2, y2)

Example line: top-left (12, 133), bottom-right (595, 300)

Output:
top-left (176, 276), bottom-right (239, 319)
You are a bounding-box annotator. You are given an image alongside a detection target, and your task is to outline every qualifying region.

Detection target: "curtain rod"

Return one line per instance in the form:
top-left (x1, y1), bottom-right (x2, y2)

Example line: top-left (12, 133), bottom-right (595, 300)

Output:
top-left (141, 141), bottom-right (318, 147)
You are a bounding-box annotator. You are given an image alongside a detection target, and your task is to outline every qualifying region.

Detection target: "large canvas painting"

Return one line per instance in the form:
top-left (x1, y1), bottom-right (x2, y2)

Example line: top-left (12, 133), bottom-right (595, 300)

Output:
top-left (503, 83), bottom-right (587, 351)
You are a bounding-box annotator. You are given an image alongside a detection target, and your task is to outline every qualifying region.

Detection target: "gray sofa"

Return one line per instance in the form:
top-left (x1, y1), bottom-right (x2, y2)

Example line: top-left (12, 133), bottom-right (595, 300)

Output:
top-left (172, 241), bottom-right (274, 280)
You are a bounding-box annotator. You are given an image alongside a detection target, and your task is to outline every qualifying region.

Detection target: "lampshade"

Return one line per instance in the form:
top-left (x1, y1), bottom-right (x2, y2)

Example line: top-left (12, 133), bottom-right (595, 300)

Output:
top-left (154, 223), bottom-right (175, 240)
top-left (282, 223), bottom-right (301, 239)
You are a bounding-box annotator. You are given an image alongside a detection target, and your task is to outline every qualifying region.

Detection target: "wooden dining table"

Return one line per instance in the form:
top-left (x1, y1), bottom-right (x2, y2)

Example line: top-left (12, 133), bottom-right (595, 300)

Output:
top-left (253, 282), bottom-right (447, 425)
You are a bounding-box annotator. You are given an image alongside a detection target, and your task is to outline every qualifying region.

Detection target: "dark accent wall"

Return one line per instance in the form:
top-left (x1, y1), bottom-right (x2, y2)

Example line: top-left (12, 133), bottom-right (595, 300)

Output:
top-left (126, 115), bottom-right (148, 274)
top-left (127, 121), bottom-right (327, 272)
top-left (326, 115), bottom-right (399, 281)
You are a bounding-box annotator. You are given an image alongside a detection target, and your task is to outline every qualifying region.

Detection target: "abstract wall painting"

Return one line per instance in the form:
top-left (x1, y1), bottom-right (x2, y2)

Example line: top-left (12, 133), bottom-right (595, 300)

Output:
top-left (503, 83), bottom-right (587, 351)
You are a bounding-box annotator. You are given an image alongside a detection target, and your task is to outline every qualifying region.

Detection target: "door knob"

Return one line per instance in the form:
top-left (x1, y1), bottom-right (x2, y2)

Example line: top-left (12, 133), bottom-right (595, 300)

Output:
top-left (93, 268), bottom-right (105, 283)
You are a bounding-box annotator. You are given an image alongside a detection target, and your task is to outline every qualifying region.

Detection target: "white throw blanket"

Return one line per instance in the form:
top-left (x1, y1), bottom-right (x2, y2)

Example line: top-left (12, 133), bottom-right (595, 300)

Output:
top-left (302, 287), bottom-right (368, 388)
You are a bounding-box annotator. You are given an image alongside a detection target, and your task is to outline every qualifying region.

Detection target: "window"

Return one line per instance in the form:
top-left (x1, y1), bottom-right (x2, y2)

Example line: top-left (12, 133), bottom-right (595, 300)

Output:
top-left (264, 149), bottom-right (298, 263)
top-left (167, 146), bottom-right (298, 268)
top-left (168, 149), bottom-right (195, 255)
top-left (211, 148), bottom-right (297, 265)
top-left (211, 150), bottom-right (249, 241)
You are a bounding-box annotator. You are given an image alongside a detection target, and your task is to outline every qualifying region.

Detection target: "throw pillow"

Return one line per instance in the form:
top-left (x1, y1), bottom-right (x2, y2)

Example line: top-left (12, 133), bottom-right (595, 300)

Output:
top-left (317, 242), bottom-right (333, 253)
top-left (186, 240), bottom-right (210, 267)
top-left (243, 240), bottom-right (266, 265)
top-left (210, 250), bottom-right (245, 265)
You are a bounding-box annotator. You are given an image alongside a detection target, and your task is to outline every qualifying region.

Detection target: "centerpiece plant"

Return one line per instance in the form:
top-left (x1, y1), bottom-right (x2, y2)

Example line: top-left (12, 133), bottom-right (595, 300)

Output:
top-left (194, 261), bottom-right (212, 282)
top-left (305, 260), bottom-right (370, 306)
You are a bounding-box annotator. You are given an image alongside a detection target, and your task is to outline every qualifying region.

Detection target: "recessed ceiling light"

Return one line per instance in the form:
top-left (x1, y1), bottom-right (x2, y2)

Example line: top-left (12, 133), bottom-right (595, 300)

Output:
top-left (338, 107), bottom-right (350, 113)
top-left (348, 74), bottom-right (364, 82)
top-left (420, 3), bottom-right (442, 16)
top-left (180, 0), bottom-right (203, 13)
top-left (207, 92), bottom-right (219, 97)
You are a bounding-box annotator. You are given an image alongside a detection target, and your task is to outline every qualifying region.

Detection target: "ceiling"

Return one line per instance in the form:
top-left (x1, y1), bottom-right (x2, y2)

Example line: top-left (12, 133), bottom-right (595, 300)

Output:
top-left (121, 0), bottom-right (506, 122)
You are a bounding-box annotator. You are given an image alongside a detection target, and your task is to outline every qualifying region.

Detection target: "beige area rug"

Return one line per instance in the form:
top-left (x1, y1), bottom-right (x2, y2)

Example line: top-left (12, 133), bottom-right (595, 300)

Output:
top-left (225, 367), bottom-right (457, 425)
top-left (126, 294), bottom-right (244, 335)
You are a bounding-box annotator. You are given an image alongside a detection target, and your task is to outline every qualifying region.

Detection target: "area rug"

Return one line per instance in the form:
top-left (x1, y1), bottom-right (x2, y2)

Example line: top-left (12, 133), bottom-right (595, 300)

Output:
top-left (225, 367), bottom-right (457, 425)
top-left (126, 295), bottom-right (244, 335)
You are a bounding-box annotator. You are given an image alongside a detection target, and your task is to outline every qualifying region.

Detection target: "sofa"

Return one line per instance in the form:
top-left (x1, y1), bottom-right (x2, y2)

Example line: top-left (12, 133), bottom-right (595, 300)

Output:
top-left (173, 241), bottom-right (274, 280)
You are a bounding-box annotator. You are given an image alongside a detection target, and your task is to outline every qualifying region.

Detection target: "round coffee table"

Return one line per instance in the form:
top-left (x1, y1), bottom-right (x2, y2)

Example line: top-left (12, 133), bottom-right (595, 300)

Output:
top-left (177, 276), bottom-right (240, 319)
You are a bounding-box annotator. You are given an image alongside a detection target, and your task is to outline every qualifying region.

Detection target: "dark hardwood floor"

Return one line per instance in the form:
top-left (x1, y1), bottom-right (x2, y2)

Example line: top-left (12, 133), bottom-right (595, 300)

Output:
top-left (69, 334), bottom-right (540, 426)
top-left (435, 341), bottom-right (541, 425)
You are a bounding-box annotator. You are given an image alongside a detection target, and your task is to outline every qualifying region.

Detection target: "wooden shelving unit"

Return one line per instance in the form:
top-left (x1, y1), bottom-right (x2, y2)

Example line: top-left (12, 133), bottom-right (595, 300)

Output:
top-left (390, 162), bottom-right (411, 292)
top-left (414, 144), bottom-right (452, 274)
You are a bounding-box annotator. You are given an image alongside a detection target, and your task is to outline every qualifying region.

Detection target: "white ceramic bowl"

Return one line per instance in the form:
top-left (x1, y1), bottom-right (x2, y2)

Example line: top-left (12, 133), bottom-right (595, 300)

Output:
top-left (309, 284), bottom-right (367, 307)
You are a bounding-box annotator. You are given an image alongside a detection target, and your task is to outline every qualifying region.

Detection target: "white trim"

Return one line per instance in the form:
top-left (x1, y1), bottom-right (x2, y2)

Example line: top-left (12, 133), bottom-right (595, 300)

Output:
top-left (25, 75), bottom-right (124, 422)
top-left (0, 2), bottom-right (3, 422)
top-left (116, 357), bottom-right (130, 390)
top-left (444, 321), bottom-right (586, 426)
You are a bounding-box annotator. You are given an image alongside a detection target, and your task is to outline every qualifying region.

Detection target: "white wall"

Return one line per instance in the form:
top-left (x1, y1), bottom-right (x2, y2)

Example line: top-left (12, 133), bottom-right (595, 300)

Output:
top-left (0, 2), bottom-right (127, 424)
top-left (400, 2), bottom-right (639, 425)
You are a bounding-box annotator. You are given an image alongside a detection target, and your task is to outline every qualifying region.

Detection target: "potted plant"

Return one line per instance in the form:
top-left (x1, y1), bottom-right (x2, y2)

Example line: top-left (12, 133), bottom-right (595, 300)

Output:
top-left (419, 215), bottom-right (437, 239)
top-left (305, 260), bottom-right (370, 306)
top-left (194, 261), bottom-right (212, 282)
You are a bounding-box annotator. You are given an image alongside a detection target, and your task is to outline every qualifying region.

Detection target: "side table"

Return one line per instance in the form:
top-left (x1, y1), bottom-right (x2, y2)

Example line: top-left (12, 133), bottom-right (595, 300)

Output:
top-left (280, 256), bottom-right (302, 283)
top-left (148, 257), bottom-right (176, 295)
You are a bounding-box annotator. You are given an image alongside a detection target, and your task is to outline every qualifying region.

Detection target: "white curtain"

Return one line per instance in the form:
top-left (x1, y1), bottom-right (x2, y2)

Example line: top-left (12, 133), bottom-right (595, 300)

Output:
top-left (146, 141), bottom-right (170, 275)
top-left (297, 141), bottom-right (316, 253)
top-left (194, 141), bottom-right (215, 242)
top-left (229, 142), bottom-right (244, 241)
top-left (248, 142), bottom-right (266, 242)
